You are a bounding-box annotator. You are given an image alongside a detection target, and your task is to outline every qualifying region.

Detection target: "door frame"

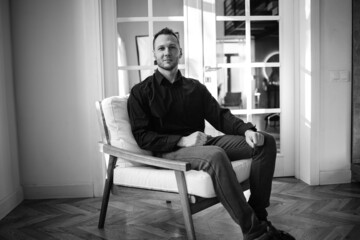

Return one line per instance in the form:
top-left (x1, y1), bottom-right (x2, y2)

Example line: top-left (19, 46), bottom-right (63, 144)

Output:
top-left (100, 0), bottom-right (296, 177)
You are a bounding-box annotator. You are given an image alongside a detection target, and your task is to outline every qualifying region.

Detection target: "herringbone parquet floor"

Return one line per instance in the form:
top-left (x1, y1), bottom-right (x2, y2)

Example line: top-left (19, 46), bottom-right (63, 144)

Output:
top-left (0, 178), bottom-right (359, 240)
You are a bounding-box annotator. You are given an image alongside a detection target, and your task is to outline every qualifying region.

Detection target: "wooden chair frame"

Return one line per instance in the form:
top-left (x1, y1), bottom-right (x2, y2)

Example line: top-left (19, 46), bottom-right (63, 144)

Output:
top-left (95, 100), bottom-right (249, 240)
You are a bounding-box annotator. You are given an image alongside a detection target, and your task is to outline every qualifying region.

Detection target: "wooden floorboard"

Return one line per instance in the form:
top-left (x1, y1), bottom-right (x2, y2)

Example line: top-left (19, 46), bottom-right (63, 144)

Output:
top-left (0, 178), bottom-right (360, 240)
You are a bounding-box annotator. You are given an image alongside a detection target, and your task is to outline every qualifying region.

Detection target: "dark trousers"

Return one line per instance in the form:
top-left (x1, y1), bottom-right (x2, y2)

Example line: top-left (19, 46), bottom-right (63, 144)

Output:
top-left (160, 132), bottom-right (277, 239)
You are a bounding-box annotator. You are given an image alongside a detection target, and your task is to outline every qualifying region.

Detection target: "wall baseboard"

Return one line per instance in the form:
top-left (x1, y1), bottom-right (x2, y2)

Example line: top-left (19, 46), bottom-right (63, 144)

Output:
top-left (319, 169), bottom-right (351, 185)
top-left (23, 183), bottom-right (94, 200)
top-left (0, 187), bottom-right (24, 220)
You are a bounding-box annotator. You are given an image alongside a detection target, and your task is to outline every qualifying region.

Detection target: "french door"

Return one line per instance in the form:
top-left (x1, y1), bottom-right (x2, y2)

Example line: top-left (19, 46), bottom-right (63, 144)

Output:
top-left (184, 0), bottom-right (295, 177)
top-left (111, 0), bottom-right (295, 176)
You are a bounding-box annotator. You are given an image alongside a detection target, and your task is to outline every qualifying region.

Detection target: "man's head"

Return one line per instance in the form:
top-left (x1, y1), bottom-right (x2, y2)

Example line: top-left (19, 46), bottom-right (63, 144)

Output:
top-left (153, 27), bottom-right (182, 71)
top-left (153, 27), bottom-right (180, 49)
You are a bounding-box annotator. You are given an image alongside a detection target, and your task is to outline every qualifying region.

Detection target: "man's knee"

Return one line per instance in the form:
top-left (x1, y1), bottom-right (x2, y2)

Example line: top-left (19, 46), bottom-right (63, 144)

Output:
top-left (203, 146), bottom-right (232, 167)
top-left (253, 132), bottom-right (277, 159)
top-left (203, 146), bottom-right (234, 173)
top-left (261, 132), bottom-right (276, 149)
top-left (207, 146), bottom-right (228, 161)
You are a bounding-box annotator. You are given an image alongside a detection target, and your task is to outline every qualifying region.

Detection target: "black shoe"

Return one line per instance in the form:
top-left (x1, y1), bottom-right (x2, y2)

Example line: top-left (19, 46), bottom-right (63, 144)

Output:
top-left (265, 221), bottom-right (296, 240)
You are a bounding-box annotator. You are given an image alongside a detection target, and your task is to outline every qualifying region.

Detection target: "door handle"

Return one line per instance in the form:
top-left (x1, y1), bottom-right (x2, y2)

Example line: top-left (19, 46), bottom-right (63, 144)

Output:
top-left (204, 66), bottom-right (221, 72)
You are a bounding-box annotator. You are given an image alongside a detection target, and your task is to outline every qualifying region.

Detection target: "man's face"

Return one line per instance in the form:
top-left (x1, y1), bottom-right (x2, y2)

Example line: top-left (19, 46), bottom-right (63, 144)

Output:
top-left (153, 34), bottom-right (182, 71)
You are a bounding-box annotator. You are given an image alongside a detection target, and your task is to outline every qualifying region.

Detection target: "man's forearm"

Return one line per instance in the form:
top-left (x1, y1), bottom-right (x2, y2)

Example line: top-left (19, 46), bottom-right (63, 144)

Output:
top-left (133, 130), bottom-right (182, 152)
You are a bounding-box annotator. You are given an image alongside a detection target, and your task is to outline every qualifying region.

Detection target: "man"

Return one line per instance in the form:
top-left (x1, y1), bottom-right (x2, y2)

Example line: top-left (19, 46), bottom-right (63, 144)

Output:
top-left (127, 27), bottom-right (295, 240)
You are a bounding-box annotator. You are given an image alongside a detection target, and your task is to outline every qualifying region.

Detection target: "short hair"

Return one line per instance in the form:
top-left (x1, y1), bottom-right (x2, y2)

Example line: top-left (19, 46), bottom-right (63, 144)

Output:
top-left (153, 27), bottom-right (180, 49)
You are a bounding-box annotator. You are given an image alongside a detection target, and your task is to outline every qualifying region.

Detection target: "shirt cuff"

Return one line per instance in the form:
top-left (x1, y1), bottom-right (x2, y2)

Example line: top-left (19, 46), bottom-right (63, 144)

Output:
top-left (241, 123), bottom-right (257, 135)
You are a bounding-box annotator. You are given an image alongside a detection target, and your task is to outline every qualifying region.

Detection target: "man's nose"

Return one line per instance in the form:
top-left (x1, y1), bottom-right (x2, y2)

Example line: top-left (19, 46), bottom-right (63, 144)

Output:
top-left (164, 47), bottom-right (170, 55)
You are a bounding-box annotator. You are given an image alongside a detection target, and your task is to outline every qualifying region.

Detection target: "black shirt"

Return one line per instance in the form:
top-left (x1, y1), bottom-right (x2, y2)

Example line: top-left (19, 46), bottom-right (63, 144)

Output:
top-left (127, 69), bottom-right (256, 153)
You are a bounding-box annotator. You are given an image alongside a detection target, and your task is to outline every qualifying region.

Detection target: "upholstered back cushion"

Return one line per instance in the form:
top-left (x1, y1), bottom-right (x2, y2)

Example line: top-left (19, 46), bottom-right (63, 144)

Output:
top-left (101, 96), bottom-right (152, 167)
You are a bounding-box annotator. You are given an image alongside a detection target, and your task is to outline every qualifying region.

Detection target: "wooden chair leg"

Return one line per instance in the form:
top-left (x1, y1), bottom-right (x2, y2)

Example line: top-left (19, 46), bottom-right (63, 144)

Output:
top-left (98, 179), bottom-right (112, 228)
top-left (175, 171), bottom-right (196, 240)
top-left (98, 155), bottom-right (117, 229)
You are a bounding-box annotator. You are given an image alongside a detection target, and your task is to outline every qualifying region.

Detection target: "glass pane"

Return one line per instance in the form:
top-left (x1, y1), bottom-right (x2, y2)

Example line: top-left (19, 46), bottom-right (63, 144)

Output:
top-left (153, 22), bottom-right (185, 65)
top-left (217, 67), bottom-right (247, 109)
top-left (117, 0), bottom-right (148, 18)
top-left (266, 67), bottom-right (280, 108)
top-left (153, 0), bottom-right (183, 16)
top-left (252, 113), bottom-right (280, 152)
top-left (220, 20), bottom-right (245, 36)
top-left (252, 67), bottom-right (280, 109)
top-left (250, 0), bottom-right (279, 16)
top-left (216, 37), bottom-right (247, 64)
top-left (218, 0), bottom-right (245, 16)
top-left (251, 21), bottom-right (279, 62)
top-left (117, 22), bottom-right (149, 67)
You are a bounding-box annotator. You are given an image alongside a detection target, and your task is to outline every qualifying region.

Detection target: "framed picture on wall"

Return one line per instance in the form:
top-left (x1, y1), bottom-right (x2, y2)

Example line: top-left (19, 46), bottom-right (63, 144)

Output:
top-left (135, 35), bottom-right (154, 81)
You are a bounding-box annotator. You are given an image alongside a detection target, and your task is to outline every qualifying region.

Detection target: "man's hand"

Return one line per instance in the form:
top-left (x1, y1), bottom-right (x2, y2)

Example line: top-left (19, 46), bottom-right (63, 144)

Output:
top-left (177, 131), bottom-right (208, 147)
top-left (245, 130), bottom-right (264, 148)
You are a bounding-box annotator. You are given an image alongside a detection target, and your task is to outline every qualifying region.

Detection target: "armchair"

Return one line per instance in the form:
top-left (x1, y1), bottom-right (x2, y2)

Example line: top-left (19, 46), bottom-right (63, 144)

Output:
top-left (96, 96), bottom-right (252, 240)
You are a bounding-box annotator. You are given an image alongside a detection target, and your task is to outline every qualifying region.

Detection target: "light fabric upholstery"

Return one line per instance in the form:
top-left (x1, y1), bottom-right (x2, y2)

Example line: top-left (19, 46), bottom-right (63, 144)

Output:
top-left (101, 96), bottom-right (252, 198)
top-left (101, 96), bottom-right (151, 167)
top-left (114, 159), bottom-right (251, 198)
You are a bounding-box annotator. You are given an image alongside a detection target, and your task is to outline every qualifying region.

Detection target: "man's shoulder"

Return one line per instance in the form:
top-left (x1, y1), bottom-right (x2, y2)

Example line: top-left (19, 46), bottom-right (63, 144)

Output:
top-left (131, 75), bottom-right (155, 93)
top-left (183, 77), bottom-right (209, 96)
top-left (182, 76), bottom-right (205, 88)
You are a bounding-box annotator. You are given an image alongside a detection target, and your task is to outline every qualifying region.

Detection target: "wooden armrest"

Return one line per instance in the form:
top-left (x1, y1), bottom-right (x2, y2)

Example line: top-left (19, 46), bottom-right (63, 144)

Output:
top-left (99, 143), bottom-right (191, 172)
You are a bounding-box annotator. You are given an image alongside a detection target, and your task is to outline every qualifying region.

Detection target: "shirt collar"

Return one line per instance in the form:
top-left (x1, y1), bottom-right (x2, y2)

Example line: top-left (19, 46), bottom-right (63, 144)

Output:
top-left (155, 69), bottom-right (183, 86)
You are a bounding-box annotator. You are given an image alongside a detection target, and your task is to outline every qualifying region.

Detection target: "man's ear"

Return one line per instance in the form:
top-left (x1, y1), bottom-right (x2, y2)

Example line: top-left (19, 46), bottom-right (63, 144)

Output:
top-left (152, 51), bottom-right (157, 65)
top-left (153, 50), bottom-right (157, 65)
top-left (179, 48), bottom-right (183, 58)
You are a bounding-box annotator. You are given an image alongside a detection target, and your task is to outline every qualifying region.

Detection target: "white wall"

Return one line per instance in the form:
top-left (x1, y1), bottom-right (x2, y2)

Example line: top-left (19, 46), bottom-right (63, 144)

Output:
top-left (318, 0), bottom-right (352, 184)
top-left (0, 0), bottom-right (23, 219)
top-left (11, 0), bottom-right (104, 199)
top-left (296, 0), bottom-right (352, 185)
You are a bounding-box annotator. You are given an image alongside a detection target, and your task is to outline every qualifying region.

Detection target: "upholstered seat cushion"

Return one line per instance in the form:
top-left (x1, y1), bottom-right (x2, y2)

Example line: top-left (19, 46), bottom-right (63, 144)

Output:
top-left (101, 96), bottom-right (252, 198)
top-left (114, 159), bottom-right (251, 198)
